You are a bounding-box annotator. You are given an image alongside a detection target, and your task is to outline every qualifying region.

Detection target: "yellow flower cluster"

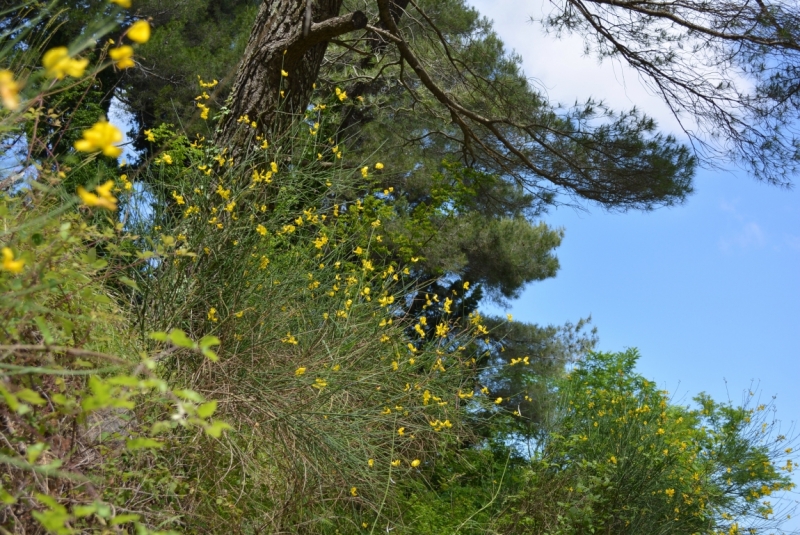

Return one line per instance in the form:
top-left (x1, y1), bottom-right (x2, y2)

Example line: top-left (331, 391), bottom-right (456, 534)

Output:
top-left (74, 120), bottom-right (123, 157)
top-left (0, 70), bottom-right (20, 110)
top-left (42, 47), bottom-right (89, 79)
top-left (1, 248), bottom-right (25, 273)
top-left (78, 180), bottom-right (117, 210)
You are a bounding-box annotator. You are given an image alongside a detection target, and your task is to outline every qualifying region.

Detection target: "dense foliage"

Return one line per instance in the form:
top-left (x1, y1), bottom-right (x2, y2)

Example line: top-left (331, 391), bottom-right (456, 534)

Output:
top-left (0, 1), bottom-right (797, 534)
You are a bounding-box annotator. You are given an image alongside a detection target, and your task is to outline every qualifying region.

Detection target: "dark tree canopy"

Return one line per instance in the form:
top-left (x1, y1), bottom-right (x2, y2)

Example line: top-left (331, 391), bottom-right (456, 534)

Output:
top-left (215, 0), bottom-right (697, 211)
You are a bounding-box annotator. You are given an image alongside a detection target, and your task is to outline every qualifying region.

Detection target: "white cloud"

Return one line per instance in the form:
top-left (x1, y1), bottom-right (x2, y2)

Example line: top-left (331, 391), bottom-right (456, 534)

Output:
top-left (719, 199), bottom-right (743, 221)
top-left (718, 222), bottom-right (766, 251)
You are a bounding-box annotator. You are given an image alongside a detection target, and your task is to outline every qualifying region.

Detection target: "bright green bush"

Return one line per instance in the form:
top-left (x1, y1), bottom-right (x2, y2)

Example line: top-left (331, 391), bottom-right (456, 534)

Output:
top-left (503, 350), bottom-right (798, 535)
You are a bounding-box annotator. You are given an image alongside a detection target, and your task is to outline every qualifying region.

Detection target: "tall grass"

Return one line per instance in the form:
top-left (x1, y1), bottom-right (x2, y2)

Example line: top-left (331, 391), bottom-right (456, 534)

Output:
top-left (124, 115), bottom-right (491, 532)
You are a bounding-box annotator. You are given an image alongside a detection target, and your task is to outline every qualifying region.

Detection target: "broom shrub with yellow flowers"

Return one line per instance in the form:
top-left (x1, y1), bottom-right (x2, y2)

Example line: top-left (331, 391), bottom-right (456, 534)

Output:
top-left (501, 349), bottom-right (799, 535)
top-left (0, 2), bottom-right (498, 533)
top-left (118, 99), bottom-right (503, 532)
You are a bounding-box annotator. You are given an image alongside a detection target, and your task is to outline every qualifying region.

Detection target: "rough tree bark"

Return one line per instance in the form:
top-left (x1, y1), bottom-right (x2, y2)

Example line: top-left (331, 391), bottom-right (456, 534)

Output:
top-left (215, 0), bottom-right (366, 157)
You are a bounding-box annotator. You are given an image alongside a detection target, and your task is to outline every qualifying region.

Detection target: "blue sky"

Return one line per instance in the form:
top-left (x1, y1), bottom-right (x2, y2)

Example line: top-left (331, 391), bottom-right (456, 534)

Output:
top-left (468, 0), bottom-right (800, 520)
top-left (467, 0), bottom-right (800, 415)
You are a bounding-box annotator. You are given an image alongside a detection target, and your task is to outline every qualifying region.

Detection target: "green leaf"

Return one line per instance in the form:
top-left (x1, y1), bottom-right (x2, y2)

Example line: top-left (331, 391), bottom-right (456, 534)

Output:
top-left (126, 438), bottom-right (164, 450)
top-left (0, 488), bottom-right (16, 505)
top-left (17, 388), bottom-right (46, 406)
top-left (27, 442), bottom-right (47, 464)
top-left (151, 421), bottom-right (174, 435)
top-left (95, 502), bottom-right (112, 518)
top-left (110, 513), bottom-right (141, 525)
top-left (34, 493), bottom-right (62, 510)
top-left (119, 276), bottom-right (140, 291)
top-left (173, 389), bottom-right (203, 402)
top-left (72, 504), bottom-right (97, 518)
top-left (168, 328), bottom-right (194, 348)
top-left (149, 331), bottom-right (168, 342)
top-left (107, 375), bottom-right (139, 387)
top-left (0, 385), bottom-right (20, 411)
top-left (93, 293), bottom-right (113, 304)
top-left (32, 509), bottom-right (73, 534)
top-left (204, 421), bottom-right (232, 438)
top-left (198, 335), bottom-right (221, 349)
top-left (202, 347), bottom-right (219, 361)
top-left (197, 400), bottom-right (217, 419)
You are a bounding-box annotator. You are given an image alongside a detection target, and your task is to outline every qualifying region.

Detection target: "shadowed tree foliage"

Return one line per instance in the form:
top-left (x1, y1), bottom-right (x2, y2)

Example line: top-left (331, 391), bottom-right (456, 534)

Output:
top-left (119, 0), bottom-right (258, 150)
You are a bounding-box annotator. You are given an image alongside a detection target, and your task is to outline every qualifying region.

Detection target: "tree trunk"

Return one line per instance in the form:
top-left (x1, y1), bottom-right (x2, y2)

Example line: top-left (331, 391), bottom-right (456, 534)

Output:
top-left (215, 0), bottom-right (366, 158)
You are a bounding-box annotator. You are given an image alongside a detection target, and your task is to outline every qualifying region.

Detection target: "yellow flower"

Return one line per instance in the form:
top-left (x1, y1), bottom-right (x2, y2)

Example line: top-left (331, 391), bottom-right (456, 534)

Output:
top-left (281, 70), bottom-right (288, 77)
top-left (171, 191), bottom-right (185, 205)
top-left (610, 455), bottom-right (617, 464)
top-left (410, 459), bottom-right (421, 468)
top-left (665, 488), bottom-right (675, 498)
top-left (335, 87), bottom-right (347, 101)
top-left (282, 333), bottom-right (299, 345)
top-left (374, 162), bottom-right (384, 170)
top-left (144, 129), bottom-right (155, 142)
top-left (495, 397), bottom-right (503, 405)
top-left (312, 377), bottom-right (327, 389)
top-left (42, 47), bottom-right (89, 79)
top-left (215, 184), bottom-right (231, 199)
top-left (0, 70), bottom-right (20, 110)
top-left (110, 0), bottom-right (131, 7)
top-left (74, 120), bottom-right (123, 157)
top-left (270, 161), bottom-right (278, 173)
top-left (197, 102), bottom-right (210, 119)
top-left (1, 248), bottom-right (25, 273)
top-left (127, 20), bottom-right (151, 44)
top-left (463, 281), bottom-right (470, 290)
top-left (295, 367), bottom-right (306, 376)
top-left (198, 76), bottom-right (218, 88)
top-left (360, 166), bottom-right (368, 178)
top-left (397, 427), bottom-right (405, 436)
top-left (435, 322), bottom-right (449, 337)
top-left (256, 224), bottom-right (268, 236)
top-left (391, 459), bottom-right (401, 467)
top-left (207, 307), bottom-right (218, 322)
top-left (160, 154), bottom-right (173, 165)
top-left (368, 459), bottom-right (374, 467)
top-left (350, 486), bottom-right (357, 497)
top-left (109, 46), bottom-right (135, 69)
top-left (77, 180), bottom-right (118, 210)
